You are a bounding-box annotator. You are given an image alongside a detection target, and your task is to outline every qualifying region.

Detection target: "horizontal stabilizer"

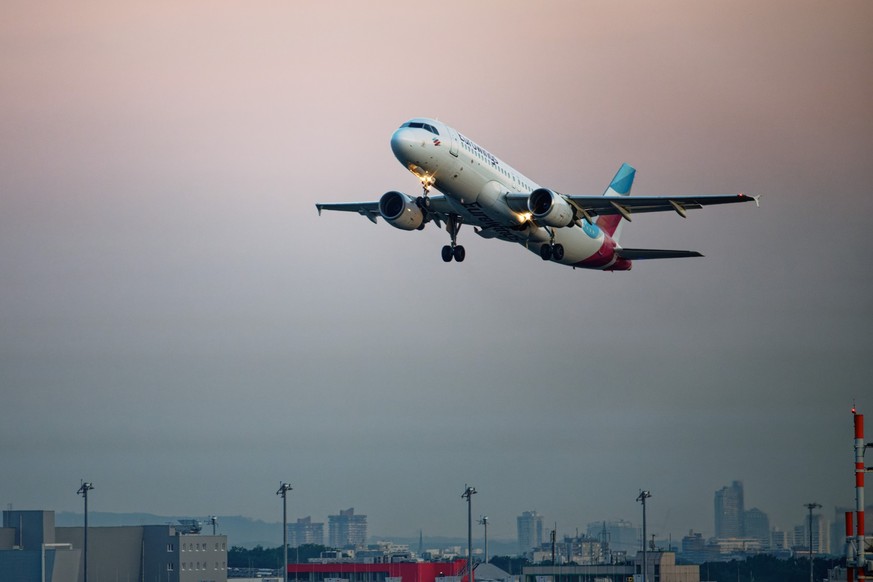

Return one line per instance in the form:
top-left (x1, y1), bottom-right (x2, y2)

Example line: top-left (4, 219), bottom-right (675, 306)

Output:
top-left (617, 248), bottom-right (703, 260)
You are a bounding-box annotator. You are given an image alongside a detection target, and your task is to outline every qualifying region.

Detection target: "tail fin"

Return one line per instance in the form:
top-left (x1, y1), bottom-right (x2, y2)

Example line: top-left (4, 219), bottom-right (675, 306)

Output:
top-left (596, 163), bottom-right (636, 242)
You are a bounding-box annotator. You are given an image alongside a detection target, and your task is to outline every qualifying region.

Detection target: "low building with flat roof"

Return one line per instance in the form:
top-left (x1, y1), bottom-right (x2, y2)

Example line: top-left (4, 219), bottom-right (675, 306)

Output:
top-left (287, 558), bottom-right (467, 582)
top-left (1, 509), bottom-right (227, 582)
top-left (523, 551), bottom-right (699, 582)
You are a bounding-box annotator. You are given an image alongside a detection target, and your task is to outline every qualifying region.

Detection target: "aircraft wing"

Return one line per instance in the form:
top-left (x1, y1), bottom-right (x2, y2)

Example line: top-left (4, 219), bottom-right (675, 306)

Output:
top-left (316, 201), bottom-right (381, 223)
top-left (617, 248), bottom-right (703, 260)
top-left (564, 193), bottom-right (757, 221)
top-left (316, 195), bottom-right (455, 225)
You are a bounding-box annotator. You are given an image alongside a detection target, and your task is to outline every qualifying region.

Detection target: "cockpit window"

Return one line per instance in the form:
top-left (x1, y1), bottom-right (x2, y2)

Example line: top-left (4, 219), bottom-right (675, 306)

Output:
top-left (400, 121), bottom-right (439, 136)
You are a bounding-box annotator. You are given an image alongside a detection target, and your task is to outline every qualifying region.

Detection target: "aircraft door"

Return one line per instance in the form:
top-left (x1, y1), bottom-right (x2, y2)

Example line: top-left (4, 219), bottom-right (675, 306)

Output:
top-left (449, 127), bottom-right (459, 157)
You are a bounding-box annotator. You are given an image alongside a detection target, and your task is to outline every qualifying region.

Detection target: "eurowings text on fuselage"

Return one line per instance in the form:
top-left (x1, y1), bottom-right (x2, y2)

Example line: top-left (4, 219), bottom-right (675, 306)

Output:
top-left (315, 118), bottom-right (757, 271)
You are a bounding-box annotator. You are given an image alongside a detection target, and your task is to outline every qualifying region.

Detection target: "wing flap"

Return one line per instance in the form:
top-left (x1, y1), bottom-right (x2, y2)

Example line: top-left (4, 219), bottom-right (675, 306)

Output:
top-left (565, 193), bottom-right (755, 218)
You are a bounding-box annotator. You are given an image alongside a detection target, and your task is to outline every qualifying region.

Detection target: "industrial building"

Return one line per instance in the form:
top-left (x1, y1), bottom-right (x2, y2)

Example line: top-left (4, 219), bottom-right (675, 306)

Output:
top-left (0, 509), bottom-right (227, 582)
top-left (523, 551), bottom-right (699, 582)
top-left (286, 557), bottom-right (467, 582)
top-left (0, 510), bottom-right (79, 582)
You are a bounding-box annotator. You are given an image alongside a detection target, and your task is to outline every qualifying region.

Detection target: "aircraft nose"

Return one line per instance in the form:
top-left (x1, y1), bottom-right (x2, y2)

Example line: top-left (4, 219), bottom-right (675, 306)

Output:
top-left (390, 127), bottom-right (418, 164)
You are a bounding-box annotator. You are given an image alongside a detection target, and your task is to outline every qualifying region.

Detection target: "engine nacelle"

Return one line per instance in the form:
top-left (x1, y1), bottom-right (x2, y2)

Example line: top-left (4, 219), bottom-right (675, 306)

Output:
top-left (528, 188), bottom-right (575, 227)
top-left (379, 191), bottom-right (425, 231)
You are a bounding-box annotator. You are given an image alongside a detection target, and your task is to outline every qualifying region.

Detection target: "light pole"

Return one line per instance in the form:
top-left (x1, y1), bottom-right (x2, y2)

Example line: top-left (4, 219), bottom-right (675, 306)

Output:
top-left (462, 485), bottom-right (477, 582)
top-left (478, 516), bottom-right (488, 565)
top-left (636, 490), bottom-right (652, 582)
top-left (277, 483), bottom-right (293, 582)
top-left (77, 481), bottom-right (94, 582)
top-left (805, 502), bottom-right (821, 582)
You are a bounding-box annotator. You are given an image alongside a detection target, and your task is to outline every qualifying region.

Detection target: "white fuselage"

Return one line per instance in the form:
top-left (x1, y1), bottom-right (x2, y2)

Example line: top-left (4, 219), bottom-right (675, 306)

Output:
top-left (390, 118), bottom-right (622, 269)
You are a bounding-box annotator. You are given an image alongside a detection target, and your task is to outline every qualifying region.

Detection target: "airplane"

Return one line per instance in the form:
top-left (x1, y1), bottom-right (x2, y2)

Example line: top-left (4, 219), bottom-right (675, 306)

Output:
top-left (316, 118), bottom-right (758, 271)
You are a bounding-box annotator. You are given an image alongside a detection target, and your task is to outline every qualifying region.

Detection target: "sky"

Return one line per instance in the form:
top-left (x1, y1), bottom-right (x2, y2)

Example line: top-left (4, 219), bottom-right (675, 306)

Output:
top-left (2, 1), bottom-right (872, 545)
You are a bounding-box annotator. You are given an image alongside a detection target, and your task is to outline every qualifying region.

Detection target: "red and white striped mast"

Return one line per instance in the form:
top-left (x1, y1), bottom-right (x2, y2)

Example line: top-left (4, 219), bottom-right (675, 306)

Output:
top-left (849, 406), bottom-right (868, 581)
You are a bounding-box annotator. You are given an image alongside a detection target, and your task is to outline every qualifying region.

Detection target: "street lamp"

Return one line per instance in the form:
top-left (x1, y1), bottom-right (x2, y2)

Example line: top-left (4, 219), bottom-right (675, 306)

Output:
top-left (478, 515), bottom-right (488, 565)
top-left (462, 485), bottom-right (477, 582)
top-left (77, 481), bottom-right (94, 582)
top-left (277, 483), bottom-right (293, 582)
top-left (804, 502), bottom-right (821, 582)
top-left (636, 490), bottom-right (652, 582)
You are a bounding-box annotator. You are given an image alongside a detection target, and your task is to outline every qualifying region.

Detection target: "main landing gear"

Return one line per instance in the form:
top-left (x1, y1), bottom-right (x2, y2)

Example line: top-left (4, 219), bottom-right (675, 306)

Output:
top-left (441, 214), bottom-right (465, 262)
top-left (540, 228), bottom-right (564, 261)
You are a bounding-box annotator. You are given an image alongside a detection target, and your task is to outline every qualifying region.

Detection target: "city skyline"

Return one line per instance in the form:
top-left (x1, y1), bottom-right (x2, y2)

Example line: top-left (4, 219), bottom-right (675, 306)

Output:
top-left (2, 1), bottom-right (872, 544)
top-left (37, 480), bottom-right (848, 553)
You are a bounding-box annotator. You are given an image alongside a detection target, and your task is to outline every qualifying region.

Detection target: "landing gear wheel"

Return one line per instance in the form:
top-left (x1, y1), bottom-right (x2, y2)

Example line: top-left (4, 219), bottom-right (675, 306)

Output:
top-left (540, 245), bottom-right (552, 261)
top-left (440, 213), bottom-right (465, 263)
top-left (422, 196), bottom-right (431, 208)
top-left (552, 244), bottom-right (565, 260)
top-left (441, 245), bottom-right (454, 262)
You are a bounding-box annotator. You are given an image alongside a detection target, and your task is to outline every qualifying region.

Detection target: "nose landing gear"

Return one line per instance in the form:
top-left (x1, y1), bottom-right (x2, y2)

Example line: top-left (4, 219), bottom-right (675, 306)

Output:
top-left (415, 173), bottom-right (436, 209)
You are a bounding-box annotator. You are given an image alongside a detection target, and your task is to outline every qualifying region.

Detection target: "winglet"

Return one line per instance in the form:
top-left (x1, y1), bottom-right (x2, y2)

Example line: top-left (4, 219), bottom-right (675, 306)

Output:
top-left (738, 193), bottom-right (761, 208)
top-left (316, 204), bottom-right (323, 216)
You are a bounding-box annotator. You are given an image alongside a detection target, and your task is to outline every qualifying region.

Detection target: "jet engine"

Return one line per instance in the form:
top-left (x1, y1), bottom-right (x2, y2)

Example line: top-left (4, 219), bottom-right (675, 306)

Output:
top-left (528, 188), bottom-right (575, 227)
top-left (379, 191), bottom-right (425, 230)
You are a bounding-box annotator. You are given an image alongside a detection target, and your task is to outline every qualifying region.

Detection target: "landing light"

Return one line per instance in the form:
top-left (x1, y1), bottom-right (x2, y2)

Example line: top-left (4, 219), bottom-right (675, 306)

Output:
top-left (517, 212), bottom-right (532, 223)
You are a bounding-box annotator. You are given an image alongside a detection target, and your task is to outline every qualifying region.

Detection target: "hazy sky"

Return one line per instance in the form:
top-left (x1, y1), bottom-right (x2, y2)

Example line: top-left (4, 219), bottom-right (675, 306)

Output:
top-left (2, 1), bottom-right (872, 544)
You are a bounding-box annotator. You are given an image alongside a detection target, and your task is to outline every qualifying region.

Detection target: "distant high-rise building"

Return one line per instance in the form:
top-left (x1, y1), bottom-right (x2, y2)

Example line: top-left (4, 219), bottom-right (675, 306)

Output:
top-left (290, 516), bottom-right (324, 547)
top-left (831, 505), bottom-right (873, 557)
top-left (680, 531), bottom-right (711, 564)
top-left (517, 511), bottom-right (544, 555)
top-left (812, 514), bottom-right (829, 554)
top-left (328, 508), bottom-right (367, 548)
top-left (771, 527), bottom-right (788, 550)
top-left (793, 513), bottom-right (829, 554)
top-left (585, 520), bottom-right (640, 555)
top-left (714, 481), bottom-right (745, 538)
top-left (744, 507), bottom-right (770, 550)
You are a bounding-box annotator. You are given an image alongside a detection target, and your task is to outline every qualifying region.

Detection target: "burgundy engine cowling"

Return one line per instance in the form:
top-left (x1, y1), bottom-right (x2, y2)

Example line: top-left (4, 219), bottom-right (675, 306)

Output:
top-left (379, 191), bottom-right (425, 230)
top-left (528, 188), bottom-right (575, 227)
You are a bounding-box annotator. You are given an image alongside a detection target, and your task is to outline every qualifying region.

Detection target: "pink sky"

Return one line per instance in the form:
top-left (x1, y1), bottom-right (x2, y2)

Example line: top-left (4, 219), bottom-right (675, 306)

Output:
top-left (2, 1), bottom-right (872, 541)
